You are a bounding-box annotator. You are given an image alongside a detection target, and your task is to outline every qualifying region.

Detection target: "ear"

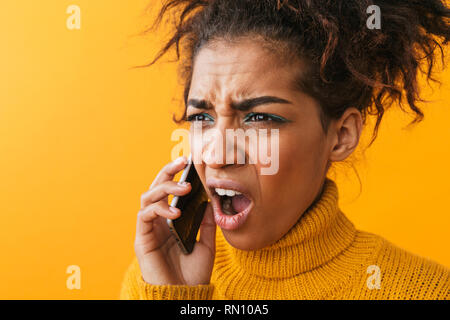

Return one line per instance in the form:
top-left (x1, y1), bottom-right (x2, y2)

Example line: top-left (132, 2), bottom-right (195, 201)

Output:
top-left (329, 108), bottom-right (363, 162)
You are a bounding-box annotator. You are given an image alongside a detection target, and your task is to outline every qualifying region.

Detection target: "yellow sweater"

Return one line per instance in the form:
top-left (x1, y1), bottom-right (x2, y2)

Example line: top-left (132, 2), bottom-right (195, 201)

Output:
top-left (120, 178), bottom-right (449, 300)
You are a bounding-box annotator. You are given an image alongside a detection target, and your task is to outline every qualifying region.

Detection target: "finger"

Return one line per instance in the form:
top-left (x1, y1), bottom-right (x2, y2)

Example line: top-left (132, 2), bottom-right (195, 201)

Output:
top-left (198, 202), bottom-right (216, 254)
top-left (150, 156), bottom-right (188, 189)
top-left (141, 180), bottom-right (191, 209)
top-left (136, 202), bottom-right (180, 235)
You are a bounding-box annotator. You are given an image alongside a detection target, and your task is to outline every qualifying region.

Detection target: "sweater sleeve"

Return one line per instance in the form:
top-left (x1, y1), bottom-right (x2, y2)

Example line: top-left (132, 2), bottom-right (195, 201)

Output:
top-left (119, 256), bottom-right (215, 300)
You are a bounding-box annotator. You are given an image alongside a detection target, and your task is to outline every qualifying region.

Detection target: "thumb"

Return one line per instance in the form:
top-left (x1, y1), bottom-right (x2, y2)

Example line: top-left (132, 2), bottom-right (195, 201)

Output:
top-left (198, 202), bottom-right (216, 254)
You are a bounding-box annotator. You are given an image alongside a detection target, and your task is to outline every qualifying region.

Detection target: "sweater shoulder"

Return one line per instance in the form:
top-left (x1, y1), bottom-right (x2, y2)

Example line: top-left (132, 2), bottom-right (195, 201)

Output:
top-left (119, 256), bottom-right (215, 300)
top-left (119, 256), bottom-right (142, 299)
top-left (360, 231), bottom-right (449, 300)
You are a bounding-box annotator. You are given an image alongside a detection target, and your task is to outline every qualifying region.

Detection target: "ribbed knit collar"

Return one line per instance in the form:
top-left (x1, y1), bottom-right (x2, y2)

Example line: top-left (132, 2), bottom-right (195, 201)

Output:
top-left (216, 178), bottom-right (357, 278)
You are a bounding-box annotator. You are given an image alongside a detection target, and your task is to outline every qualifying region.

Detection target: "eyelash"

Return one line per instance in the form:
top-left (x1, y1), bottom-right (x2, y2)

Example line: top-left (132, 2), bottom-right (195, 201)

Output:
top-left (186, 112), bottom-right (287, 123)
top-left (186, 113), bottom-right (214, 122)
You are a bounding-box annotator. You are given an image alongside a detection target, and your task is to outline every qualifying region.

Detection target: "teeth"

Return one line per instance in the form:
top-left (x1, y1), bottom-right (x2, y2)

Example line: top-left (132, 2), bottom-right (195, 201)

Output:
top-left (225, 190), bottom-right (235, 197)
top-left (215, 188), bottom-right (242, 197)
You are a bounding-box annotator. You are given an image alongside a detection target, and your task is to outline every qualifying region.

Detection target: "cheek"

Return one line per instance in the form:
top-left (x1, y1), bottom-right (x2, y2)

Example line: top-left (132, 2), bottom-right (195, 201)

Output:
top-left (281, 125), bottom-right (326, 169)
top-left (255, 129), bottom-right (326, 205)
top-left (194, 163), bottom-right (207, 187)
top-left (189, 125), bottom-right (203, 162)
top-left (278, 131), bottom-right (320, 172)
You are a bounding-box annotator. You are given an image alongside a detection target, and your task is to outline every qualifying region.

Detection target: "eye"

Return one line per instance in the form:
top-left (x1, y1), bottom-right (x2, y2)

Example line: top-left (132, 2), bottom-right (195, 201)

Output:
top-left (186, 113), bottom-right (214, 123)
top-left (243, 112), bottom-right (288, 123)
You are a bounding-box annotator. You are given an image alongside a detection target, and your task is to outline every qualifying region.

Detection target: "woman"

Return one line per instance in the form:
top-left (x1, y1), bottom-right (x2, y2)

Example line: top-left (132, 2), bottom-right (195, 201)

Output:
top-left (120, 0), bottom-right (450, 299)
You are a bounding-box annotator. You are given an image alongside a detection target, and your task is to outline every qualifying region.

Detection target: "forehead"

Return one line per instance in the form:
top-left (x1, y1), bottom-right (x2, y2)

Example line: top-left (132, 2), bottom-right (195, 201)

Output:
top-left (189, 39), bottom-right (301, 99)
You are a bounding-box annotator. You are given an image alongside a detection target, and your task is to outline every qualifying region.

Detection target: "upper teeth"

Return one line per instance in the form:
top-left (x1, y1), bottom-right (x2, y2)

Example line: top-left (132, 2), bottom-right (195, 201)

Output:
top-left (215, 188), bottom-right (242, 197)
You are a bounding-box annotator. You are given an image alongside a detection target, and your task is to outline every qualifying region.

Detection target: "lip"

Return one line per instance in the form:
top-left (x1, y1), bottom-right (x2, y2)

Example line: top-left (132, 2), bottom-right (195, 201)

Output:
top-left (206, 177), bottom-right (254, 231)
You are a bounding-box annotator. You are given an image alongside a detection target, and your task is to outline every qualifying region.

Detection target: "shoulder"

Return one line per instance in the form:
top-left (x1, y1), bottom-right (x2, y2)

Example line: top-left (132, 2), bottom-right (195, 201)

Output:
top-left (360, 231), bottom-right (449, 300)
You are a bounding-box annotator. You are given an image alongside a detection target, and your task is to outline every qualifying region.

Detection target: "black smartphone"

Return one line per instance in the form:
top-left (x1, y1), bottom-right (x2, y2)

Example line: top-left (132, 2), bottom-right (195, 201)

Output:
top-left (167, 154), bottom-right (209, 254)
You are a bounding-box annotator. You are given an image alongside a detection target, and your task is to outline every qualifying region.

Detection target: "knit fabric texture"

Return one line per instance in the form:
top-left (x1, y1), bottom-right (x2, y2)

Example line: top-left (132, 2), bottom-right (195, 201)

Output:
top-left (120, 178), bottom-right (449, 300)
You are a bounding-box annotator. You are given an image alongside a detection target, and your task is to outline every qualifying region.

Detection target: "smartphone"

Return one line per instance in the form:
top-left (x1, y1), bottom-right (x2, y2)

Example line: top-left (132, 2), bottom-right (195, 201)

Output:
top-left (167, 154), bottom-right (209, 254)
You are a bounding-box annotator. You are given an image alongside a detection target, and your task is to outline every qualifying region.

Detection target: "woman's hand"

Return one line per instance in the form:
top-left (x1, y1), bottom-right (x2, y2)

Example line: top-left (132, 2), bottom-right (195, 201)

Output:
top-left (134, 156), bottom-right (216, 286)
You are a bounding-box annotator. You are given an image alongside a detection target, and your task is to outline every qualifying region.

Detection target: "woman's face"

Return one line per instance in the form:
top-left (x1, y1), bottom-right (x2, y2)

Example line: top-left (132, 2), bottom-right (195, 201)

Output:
top-left (186, 38), bottom-right (342, 250)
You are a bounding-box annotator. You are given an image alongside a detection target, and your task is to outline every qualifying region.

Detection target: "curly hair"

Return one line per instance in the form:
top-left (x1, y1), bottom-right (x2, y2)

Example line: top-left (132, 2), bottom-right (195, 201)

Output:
top-left (138, 0), bottom-right (450, 146)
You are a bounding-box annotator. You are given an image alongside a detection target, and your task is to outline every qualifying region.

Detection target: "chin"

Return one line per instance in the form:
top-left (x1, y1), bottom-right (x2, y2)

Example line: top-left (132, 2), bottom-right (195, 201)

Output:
top-left (220, 228), bottom-right (271, 251)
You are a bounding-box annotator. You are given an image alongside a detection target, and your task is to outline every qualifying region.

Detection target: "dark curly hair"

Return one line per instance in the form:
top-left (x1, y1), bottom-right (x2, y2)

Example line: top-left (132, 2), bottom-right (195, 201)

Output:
top-left (137, 0), bottom-right (450, 146)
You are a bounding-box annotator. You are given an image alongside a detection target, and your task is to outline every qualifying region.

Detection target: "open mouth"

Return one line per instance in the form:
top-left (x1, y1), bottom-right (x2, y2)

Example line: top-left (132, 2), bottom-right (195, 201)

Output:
top-left (206, 177), bottom-right (254, 230)
top-left (215, 188), bottom-right (252, 215)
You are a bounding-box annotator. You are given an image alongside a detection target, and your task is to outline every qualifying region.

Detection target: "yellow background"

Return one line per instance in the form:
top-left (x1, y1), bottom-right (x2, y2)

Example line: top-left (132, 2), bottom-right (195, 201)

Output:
top-left (0, 1), bottom-right (448, 299)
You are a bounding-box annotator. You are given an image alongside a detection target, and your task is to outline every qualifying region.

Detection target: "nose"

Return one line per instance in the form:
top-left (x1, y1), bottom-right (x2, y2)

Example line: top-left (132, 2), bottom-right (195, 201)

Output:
top-left (198, 123), bottom-right (248, 169)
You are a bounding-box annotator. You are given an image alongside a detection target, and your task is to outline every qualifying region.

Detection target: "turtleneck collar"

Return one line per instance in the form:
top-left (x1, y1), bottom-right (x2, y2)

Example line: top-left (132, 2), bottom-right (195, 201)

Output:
top-left (215, 178), bottom-right (357, 278)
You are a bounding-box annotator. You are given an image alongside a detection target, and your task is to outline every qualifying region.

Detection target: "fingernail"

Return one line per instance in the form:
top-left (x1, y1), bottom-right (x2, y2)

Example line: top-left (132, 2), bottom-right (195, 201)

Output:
top-left (177, 181), bottom-right (190, 187)
top-left (169, 207), bottom-right (179, 215)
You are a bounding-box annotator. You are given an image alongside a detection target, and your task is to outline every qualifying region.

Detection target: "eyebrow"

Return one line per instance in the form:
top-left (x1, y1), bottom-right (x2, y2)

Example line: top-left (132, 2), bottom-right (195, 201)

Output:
top-left (186, 96), bottom-right (292, 111)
